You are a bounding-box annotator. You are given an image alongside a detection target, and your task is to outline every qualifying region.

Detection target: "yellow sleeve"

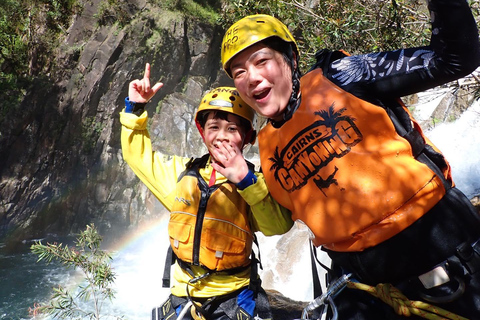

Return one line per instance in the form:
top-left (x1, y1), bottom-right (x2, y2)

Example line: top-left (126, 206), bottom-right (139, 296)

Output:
top-left (119, 110), bottom-right (190, 211)
top-left (238, 172), bottom-right (294, 236)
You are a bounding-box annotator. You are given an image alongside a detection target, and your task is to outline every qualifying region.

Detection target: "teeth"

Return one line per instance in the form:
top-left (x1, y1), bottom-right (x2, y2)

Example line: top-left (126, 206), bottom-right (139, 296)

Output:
top-left (254, 88), bottom-right (267, 99)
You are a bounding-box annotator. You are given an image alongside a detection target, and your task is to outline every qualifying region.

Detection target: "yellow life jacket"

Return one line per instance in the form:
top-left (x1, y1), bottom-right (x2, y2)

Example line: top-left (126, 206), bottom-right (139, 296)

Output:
top-left (258, 68), bottom-right (452, 252)
top-left (168, 155), bottom-right (254, 271)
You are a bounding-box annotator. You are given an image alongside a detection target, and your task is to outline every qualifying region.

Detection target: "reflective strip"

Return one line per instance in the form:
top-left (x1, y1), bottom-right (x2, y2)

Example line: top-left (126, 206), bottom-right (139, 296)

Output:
top-left (204, 217), bottom-right (252, 235)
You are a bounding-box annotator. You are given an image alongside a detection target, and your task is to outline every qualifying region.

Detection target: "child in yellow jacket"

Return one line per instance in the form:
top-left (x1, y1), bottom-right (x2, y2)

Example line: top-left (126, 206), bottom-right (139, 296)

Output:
top-left (120, 63), bottom-right (293, 320)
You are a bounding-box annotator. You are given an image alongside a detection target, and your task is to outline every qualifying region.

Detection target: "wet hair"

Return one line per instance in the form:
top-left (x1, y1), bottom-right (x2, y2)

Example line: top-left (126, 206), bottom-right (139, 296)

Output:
top-left (197, 110), bottom-right (251, 133)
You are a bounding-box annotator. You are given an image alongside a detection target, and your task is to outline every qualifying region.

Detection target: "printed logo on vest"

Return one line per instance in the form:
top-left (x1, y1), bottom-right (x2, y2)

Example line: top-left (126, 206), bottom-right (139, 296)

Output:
top-left (174, 197), bottom-right (191, 206)
top-left (268, 104), bottom-right (362, 195)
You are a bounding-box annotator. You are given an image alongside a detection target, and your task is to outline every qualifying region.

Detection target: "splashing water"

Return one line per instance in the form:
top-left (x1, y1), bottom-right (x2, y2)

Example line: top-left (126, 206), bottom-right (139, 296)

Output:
top-left (425, 99), bottom-right (480, 198)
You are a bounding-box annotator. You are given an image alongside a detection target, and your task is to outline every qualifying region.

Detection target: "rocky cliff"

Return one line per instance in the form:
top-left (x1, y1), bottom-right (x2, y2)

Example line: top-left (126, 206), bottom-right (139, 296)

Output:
top-left (0, 0), bottom-right (236, 249)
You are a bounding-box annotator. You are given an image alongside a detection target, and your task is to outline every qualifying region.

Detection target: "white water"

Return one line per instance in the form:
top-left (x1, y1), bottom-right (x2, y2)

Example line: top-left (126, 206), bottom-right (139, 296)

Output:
top-left (108, 218), bottom-right (171, 319)
top-left (425, 98), bottom-right (480, 198)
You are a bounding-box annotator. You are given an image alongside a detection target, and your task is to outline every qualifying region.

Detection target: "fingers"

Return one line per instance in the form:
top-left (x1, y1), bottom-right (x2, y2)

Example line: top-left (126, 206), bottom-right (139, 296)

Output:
top-left (143, 63), bottom-right (164, 97)
top-left (215, 141), bottom-right (236, 161)
top-left (151, 82), bottom-right (164, 95)
top-left (143, 63), bottom-right (151, 92)
top-left (210, 143), bottom-right (249, 184)
top-left (128, 63), bottom-right (163, 102)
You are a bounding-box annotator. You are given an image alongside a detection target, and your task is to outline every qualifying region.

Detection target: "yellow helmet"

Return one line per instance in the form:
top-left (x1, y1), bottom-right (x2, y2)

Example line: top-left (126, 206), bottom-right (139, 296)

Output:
top-left (195, 87), bottom-right (256, 144)
top-left (221, 14), bottom-right (298, 76)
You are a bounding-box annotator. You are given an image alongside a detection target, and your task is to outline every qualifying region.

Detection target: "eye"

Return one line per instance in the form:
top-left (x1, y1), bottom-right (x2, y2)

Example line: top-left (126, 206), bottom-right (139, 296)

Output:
top-left (206, 123), bottom-right (218, 130)
top-left (256, 58), bottom-right (268, 66)
top-left (232, 69), bottom-right (245, 80)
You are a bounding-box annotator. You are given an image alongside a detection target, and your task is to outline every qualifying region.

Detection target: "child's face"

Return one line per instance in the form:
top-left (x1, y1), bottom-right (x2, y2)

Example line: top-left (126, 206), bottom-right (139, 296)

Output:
top-left (203, 112), bottom-right (246, 159)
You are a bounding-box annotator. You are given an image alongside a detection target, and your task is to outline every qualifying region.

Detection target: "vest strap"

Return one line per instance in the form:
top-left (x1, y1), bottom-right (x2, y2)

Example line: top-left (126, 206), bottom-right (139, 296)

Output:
top-left (402, 129), bottom-right (425, 158)
top-left (163, 246), bottom-right (177, 288)
top-left (386, 106), bottom-right (452, 192)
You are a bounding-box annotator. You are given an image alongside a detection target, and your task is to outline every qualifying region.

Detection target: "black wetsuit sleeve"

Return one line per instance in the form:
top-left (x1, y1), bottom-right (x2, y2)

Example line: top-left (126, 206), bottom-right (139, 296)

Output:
top-left (325, 0), bottom-right (480, 99)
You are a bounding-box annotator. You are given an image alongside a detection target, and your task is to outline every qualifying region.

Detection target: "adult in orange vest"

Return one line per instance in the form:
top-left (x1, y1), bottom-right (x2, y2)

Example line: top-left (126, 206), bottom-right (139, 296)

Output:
top-left (221, 0), bottom-right (480, 318)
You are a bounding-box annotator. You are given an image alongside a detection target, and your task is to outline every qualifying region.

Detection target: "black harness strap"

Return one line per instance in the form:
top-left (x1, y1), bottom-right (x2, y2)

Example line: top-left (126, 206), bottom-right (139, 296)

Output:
top-left (249, 234), bottom-right (262, 295)
top-left (456, 239), bottom-right (480, 275)
top-left (310, 240), bottom-right (323, 298)
top-left (402, 128), bottom-right (425, 158)
top-left (162, 246), bottom-right (176, 288)
top-left (385, 106), bottom-right (452, 192)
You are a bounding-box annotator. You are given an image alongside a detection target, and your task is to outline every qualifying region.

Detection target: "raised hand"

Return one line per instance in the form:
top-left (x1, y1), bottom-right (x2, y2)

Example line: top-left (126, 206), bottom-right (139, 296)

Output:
top-left (210, 141), bottom-right (249, 184)
top-left (128, 63), bottom-right (163, 103)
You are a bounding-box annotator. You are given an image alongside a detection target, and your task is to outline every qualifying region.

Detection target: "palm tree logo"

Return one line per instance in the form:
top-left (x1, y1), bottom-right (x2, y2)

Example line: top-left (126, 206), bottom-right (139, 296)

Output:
top-left (268, 103), bottom-right (362, 195)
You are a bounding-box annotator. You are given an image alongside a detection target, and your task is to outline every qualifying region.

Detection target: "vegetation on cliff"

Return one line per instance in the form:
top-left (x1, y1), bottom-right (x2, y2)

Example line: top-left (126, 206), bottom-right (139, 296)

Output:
top-left (4, 0), bottom-right (476, 117)
top-left (3, 0), bottom-right (479, 125)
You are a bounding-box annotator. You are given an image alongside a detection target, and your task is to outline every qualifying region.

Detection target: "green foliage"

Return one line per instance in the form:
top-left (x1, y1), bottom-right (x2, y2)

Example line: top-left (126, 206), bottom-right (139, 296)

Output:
top-left (81, 116), bottom-right (104, 154)
top-left (0, 0), bottom-right (79, 76)
top-left (220, 0), bottom-right (432, 71)
top-left (96, 0), bottom-right (132, 27)
top-left (0, 0), bottom-right (79, 117)
top-left (30, 224), bottom-right (123, 320)
top-left (151, 0), bottom-right (221, 24)
top-left (0, 0), bottom-right (29, 75)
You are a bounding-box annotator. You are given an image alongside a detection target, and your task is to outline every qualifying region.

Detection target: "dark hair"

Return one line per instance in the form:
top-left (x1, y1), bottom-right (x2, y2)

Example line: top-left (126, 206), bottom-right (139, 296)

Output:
top-left (262, 37), bottom-right (296, 68)
top-left (197, 110), bottom-right (251, 132)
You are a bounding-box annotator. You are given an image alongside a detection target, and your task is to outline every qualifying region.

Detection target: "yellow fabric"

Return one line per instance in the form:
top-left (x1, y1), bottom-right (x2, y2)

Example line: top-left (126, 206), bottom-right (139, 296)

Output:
top-left (169, 174), bottom-right (253, 271)
top-left (170, 263), bottom-right (251, 298)
top-left (347, 281), bottom-right (469, 320)
top-left (120, 109), bottom-right (293, 297)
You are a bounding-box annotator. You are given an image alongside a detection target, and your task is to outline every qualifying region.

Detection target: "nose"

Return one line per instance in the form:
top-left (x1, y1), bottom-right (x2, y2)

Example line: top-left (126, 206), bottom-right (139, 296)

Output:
top-left (216, 128), bottom-right (229, 141)
top-left (247, 66), bottom-right (262, 87)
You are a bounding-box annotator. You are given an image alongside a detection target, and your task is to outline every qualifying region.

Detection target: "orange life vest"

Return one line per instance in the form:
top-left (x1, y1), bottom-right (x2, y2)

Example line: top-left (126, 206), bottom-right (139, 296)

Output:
top-left (168, 156), bottom-right (254, 271)
top-left (259, 68), bottom-right (452, 252)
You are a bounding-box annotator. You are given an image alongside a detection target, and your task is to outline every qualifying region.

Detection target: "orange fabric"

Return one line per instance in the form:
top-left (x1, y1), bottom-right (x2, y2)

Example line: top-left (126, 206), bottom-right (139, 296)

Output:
top-left (258, 69), bottom-right (449, 252)
top-left (169, 174), bottom-right (253, 270)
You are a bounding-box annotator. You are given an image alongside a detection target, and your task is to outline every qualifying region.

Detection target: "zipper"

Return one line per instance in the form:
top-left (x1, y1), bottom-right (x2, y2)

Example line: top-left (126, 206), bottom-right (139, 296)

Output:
top-left (192, 176), bottom-right (219, 265)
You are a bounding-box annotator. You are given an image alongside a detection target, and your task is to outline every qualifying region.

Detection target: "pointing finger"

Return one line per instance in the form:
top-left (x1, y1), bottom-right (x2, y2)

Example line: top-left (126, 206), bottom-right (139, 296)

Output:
top-left (143, 63), bottom-right (151, 92)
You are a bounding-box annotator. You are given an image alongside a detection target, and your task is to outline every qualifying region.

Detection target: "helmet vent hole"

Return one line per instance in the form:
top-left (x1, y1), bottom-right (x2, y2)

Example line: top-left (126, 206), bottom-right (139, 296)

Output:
top-left (212, 94), bottom-right (218, 98)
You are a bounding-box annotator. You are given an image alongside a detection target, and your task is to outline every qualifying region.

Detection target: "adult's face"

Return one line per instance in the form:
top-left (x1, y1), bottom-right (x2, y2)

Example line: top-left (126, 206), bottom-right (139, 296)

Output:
top-left (229, 43), bottom-right (293, 122)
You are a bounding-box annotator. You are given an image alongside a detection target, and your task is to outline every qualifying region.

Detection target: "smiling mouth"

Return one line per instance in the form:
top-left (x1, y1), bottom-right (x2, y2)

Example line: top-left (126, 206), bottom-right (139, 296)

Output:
top-left (254, 88), bottom-right (270, 100)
